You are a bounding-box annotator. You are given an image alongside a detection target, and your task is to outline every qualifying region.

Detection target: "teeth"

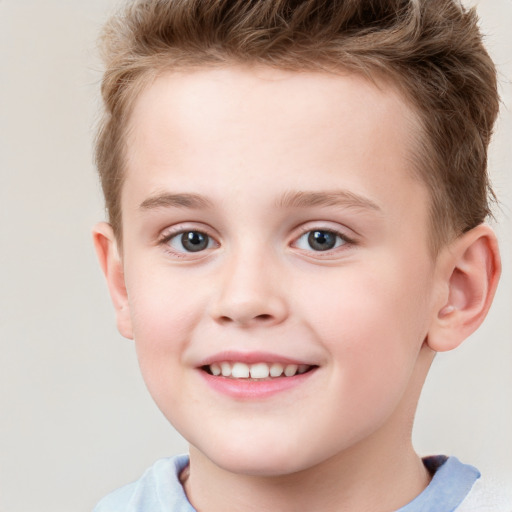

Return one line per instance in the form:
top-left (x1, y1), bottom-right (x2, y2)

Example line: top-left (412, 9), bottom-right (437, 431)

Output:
top-left (250, 363), bottom-right (270, 379)
top-left (207, 362), bottom-right (311, 379)
top-left (210, 363), bottom-right (221, 376)
top-left (231, 362), bottom-right (250, 378)
top-left (220, 362), bottom-right (231, 377)
top-left (269, 363), bottom-right (284, 377)
top-left (297, 364), bottom-right (309, 374)
top-left (284, 364), bottom-right (298, 377)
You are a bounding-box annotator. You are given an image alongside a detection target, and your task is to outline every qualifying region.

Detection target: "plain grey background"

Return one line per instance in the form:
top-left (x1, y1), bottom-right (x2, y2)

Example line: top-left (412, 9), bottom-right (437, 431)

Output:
top-left (0, 1), bottom-right (510, 510)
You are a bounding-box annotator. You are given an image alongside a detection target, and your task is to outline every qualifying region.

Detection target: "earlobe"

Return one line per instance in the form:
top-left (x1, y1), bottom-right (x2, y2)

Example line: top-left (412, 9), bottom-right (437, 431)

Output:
top-left (427, 224), bottom-right (501, 352)
top-left (92, 222), bottom-right (134, 340)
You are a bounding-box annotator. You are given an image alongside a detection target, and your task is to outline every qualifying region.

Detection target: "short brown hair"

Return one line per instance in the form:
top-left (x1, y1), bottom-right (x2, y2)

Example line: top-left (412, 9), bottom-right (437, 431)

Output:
top-left (96, 0), bottom-right (499, 252)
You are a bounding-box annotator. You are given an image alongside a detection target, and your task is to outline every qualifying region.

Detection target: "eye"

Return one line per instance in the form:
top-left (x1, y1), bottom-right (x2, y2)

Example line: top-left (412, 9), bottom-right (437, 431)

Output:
top-left (294, 229), bottom-right (347, 252)
top-left (166, 230), bottom-right (215, 253)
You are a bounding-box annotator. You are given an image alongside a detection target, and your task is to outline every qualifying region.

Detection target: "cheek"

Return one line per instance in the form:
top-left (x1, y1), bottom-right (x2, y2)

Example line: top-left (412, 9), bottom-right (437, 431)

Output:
top-left (128, 287), bottom-right (200, 423)
top-left (126, 261), bottom-right (205, 339)
top-left (300, 273), bottom-right (431, 441)
top-left (123, 268), bottom-right (206, 387)
top-left (301, 261), bottom-right (432, 384)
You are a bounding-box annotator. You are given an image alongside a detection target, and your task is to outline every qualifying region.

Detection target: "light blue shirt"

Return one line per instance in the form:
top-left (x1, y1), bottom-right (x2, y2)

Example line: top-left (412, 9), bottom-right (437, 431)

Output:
top-left (93, 454), bottom-right (482, 511)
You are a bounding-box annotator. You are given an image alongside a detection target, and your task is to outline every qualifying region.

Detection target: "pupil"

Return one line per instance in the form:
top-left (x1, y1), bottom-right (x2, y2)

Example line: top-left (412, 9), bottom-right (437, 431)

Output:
top-left (308, 230), bottom-right (336, 251)
top-left (182, 231), bottom-right (208, 252)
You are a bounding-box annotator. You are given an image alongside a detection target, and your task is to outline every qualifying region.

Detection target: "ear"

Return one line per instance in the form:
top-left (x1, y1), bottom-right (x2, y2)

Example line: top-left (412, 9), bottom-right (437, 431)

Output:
top-left (92, 222), bottom-right (133, 339)
top-left (427, 224), bottom-right (501, 352)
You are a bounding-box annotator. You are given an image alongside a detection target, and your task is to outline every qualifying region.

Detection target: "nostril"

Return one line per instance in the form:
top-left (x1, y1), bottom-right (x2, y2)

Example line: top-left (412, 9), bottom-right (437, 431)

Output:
top-left (211, 296), bottom-right (288, 326)
top-left (256, 314), bottom-right (273, 321)
top-left (218, 313), bottom-right (273, 325)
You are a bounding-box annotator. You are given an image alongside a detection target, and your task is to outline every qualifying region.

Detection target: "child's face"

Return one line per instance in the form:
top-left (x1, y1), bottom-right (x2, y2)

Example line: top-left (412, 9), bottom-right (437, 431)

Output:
top-left (118, 66), bottom-right (440, 475)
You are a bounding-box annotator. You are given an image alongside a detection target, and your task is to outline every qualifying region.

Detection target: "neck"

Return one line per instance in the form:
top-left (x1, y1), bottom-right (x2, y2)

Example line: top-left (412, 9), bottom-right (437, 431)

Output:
top-left (184, 442), bottom-right (430, 512)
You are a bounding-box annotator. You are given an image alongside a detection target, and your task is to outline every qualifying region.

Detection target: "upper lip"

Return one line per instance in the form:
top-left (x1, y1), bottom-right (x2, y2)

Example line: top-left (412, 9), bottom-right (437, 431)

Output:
top-left (196, 350), bottom-right (316, 367)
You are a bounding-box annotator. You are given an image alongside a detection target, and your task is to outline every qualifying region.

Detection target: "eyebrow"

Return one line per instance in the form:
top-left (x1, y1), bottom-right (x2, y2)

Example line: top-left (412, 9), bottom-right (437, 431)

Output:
top-left (276, 190), bottom-right (381, 212)
top-left (139, 190), bottom-right (380, 212)
top-left (139, 192), bottom-right (213, 210)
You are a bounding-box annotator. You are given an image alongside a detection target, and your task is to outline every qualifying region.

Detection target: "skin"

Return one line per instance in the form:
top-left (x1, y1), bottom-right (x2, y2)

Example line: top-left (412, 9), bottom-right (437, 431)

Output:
top-left (94, 66), bottom-right (500, 511)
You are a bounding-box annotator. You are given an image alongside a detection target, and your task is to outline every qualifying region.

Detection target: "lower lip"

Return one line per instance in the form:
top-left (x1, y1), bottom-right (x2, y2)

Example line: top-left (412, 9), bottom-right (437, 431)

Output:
top-left (199, 369), bottom-right (317, 399)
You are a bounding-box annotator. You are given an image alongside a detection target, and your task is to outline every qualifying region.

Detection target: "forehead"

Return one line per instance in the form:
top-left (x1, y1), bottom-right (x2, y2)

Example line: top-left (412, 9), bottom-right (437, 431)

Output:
top-left (123, 65), bottom-right (427, 233)
top-left (126, 65), bottom-right (418, 170)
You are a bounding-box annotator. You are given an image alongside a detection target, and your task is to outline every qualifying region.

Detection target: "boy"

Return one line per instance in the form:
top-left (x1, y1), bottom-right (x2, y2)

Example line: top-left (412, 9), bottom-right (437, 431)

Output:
top-left (92, 0), bottom-right (508, 510)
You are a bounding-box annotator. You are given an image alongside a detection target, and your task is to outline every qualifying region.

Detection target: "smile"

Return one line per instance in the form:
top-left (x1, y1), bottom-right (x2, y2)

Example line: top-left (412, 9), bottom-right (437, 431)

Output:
top-left (203, 362), bottom-right (314, 379)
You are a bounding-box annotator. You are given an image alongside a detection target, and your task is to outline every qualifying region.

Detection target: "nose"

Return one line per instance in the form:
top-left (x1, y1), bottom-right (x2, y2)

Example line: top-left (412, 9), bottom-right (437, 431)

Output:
top-left (208, 249), bottom-right (289, 328)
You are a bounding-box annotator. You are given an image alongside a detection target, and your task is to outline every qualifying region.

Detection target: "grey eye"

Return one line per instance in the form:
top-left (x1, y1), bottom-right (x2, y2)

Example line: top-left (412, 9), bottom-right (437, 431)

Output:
top-left (308, 230), bottom-right (337, 251)
top-left (168, 231), bottom-right (213, 252)
top-left (181, 231), bottom-right (209, 252)
top-left (295, 229), bottom-right (345, 252)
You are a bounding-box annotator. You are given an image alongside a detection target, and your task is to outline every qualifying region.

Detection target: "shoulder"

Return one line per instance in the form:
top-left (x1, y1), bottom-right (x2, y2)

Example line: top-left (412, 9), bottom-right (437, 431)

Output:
top-left (93, 455), bottom-right (194, 512)
top-left (398, 456), bottom-right (511, 512)
top-left (456, 477), bottom-right (512, 512)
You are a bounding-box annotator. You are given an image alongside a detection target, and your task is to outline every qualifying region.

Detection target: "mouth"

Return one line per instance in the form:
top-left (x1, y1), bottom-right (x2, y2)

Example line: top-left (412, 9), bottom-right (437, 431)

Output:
top-left (201, 361), bottom-right (317, 380)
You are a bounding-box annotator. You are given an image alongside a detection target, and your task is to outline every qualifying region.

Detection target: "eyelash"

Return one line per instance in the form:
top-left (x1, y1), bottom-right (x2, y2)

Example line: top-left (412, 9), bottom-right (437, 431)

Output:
top-left (158, 225), bottom-right (356, 258)
top-left (158, 226), bottom-right (218, 258)
top-left (292, 226), bottom-right (355, 254)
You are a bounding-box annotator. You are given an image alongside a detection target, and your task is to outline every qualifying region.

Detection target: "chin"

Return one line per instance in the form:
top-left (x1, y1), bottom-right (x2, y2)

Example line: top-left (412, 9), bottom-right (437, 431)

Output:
top-left (214, 453), bottom-right (302, 477)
